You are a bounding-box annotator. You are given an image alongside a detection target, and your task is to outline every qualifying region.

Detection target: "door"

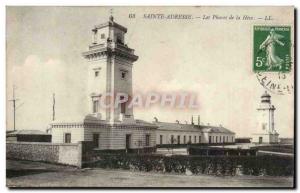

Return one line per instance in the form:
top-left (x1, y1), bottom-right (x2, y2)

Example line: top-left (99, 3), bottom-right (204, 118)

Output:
top-left (64, 133), bottom-right (71, 143)
top-left (93, 133), bottom-right (100, 148)
top-left (259, 137), bottom-right (263, 144)
top-left (126, 134), bottom-right (131, 150)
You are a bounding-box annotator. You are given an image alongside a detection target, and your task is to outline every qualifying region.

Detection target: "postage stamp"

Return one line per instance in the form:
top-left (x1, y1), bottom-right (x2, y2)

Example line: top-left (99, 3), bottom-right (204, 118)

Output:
top-left (253, 26), bottom-right (291, 72)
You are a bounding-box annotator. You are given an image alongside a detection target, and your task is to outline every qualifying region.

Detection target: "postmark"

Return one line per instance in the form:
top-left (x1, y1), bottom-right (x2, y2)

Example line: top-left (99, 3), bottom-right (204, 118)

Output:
top-left (256, 72), bottom-right (294, 95)
top-left (253, 26), bottom-right (291, 72)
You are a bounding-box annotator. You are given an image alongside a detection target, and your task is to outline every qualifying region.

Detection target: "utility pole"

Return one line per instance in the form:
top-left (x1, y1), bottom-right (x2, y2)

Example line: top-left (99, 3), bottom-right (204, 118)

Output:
top-left (110, 8), bottom-right (113, 17)
top-left (52, 93), bottom-right (55, 121)
top-left (9, 85), bottom-right (18, 131)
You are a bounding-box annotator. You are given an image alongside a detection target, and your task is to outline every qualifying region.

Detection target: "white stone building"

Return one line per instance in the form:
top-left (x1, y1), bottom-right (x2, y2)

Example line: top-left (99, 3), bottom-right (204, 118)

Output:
top-left (155, 120), bottom-right (235, 145)
top-left (252, 91), bottom-right (279, 144)
top-left (51, 16), bottom-right (157, 152)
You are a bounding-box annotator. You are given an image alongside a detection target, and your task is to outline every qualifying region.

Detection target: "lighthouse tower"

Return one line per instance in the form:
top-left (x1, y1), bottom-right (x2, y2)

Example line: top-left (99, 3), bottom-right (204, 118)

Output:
top-left (82, 15), bottom-right (137, 123)
top-left (252, 91), bottom-right (279, 144)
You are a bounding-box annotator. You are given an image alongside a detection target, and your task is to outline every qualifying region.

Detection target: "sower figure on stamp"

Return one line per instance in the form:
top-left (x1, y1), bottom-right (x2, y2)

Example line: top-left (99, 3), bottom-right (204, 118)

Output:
top-left (259, 28), bottom-right (285, 70)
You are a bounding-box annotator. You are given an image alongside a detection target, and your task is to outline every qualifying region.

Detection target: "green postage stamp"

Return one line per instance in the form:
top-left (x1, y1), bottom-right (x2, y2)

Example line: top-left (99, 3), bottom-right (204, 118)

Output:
top-left (253, 26), bottom-right (291, 72)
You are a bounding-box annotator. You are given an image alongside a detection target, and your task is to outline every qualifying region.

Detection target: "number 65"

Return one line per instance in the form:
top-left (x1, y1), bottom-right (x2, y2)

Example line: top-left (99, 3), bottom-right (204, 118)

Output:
top-left (255, 57), bottom-right (265, 67)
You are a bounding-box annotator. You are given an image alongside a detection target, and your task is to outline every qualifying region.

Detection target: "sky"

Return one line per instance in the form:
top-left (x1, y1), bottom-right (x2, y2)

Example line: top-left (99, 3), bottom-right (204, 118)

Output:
top-left (6, 6), bottom-right (294, 137)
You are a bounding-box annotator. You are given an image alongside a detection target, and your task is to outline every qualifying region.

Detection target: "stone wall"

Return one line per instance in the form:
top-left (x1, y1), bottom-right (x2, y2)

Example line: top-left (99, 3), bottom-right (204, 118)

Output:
top-left (6, 142), bottom-right (82, 167)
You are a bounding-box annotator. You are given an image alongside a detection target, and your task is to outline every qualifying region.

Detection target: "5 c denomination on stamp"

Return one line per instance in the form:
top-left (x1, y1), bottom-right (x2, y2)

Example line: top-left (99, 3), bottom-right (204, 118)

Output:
top-left (253, 26), bottom-right (291, 72)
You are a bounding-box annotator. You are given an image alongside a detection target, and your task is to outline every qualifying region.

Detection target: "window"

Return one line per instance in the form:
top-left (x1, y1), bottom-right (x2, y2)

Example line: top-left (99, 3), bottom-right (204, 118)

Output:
top-left (120, 96), bottom-right (126, 114)
top-left (93, 133), bottom-right (100, 148)
top-left (216, 136), bottom-right (218, 143)
top-left (177, 135), bottom-right (180, 144)
top-left (95, 71), bottom-right (99, 77)
top-left (199, 136), bottom-right (201, 143)
top-left (93, 100), bottom-right (99, 113)
top-left (64, 133), bottom-right (71, 143)
top-left (160, 135), bottom-right (163, 145)
top-left (223, 136), bottom-right (225, 143)
top-left (92, 29), bottom-right (97, 44)
top-left (101, 33), bottom-right (105, 39)
top-left (120, 69), bottom-right (128, 80)
top-left (194, 136), bottom-right (197, 143)
top-left (232, 136), bottom-right (234, 142)
top-left (209, 136), bottom-right (212, 144)
top-left (126, 134), bottom-right (131, 149)
top-left (171, 135), bottom-right (174, 144)
top-left (226, 136), bottom-right (228, 143)
top-left (116, 34), bottom-right (123, 44)
top-left (220, 136), bottom-right (222, 143)
top-left (183, 136), bottom-right (186, 144)
top-left (259, 137), bottom-right (263, 144)
top-left (145, 134), bottom-right (150, 146)
top-left (212, 136), bottom-right (214, 143)
top-left (189, 136), bottom-right (191, 143)
top-left (121, 72), bottom-right (126, 79)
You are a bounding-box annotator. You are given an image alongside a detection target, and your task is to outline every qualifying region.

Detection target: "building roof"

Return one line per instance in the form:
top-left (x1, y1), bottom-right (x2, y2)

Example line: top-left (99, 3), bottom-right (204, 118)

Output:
top-left (94, 19), bottom-right (127, 33)
top-left (155, 122), bottom-right (235, 134)
top-left (155, 122), bottom-right (200, 132)
top-left (201, 125), bottom-right (235, 134)
top-left (135, 119), bottom-right (158, 127)
top-left (235, 137), bottom-right (252, 139)
top-left (6, 130), bottom-right (50, 136)
top-left (51, 116), bottom-right (158, 129)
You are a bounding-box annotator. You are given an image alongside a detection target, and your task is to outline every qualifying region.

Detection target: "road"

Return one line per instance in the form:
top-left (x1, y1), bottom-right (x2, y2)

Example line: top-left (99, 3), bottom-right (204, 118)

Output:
top-left (7, 160), bottom-right (294, 188)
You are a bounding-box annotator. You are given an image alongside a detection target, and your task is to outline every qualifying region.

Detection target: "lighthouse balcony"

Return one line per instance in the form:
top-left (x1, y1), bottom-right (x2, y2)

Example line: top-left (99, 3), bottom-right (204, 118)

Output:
top-left (89, 42), bottom-right (107, 50)
top-left (88, 41), bottom-right (135, 54)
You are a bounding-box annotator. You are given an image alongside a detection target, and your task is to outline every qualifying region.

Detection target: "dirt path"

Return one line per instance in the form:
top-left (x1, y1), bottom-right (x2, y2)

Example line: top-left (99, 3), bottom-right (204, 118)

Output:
top-left (7, 160), bottom-right (294, 188)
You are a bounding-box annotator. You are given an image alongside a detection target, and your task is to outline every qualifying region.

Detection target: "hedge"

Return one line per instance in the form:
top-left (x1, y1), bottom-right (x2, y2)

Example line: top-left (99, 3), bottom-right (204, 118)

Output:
top-left (83, 154), bottom-right (294, 176)
top-left (188, 146), bottom-right (257, 156)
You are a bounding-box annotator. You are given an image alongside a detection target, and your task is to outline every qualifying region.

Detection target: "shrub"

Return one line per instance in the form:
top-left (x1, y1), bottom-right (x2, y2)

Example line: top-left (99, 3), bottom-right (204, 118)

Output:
top-left (84, 154), bottom-right (294, 177)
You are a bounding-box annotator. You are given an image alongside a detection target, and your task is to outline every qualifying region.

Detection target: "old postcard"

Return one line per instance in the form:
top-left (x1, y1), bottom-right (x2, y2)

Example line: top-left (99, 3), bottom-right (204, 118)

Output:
top-left (6, 6), bottom-right (295, 188)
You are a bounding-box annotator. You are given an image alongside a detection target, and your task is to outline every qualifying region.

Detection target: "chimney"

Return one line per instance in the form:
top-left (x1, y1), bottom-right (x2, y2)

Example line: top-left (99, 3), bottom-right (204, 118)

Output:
top-left (207, 123), bottom-right (210, 126)
top-left (176, 120), bottom-right (179, 124)
top-left (153, 117), bottom-right (158, 122)
top-left (191, 116), bottom-right (194, 125)
top-left (185, 121), bottom-right (188, 124)
top-left (198, 115), bottom-right (200, 126)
